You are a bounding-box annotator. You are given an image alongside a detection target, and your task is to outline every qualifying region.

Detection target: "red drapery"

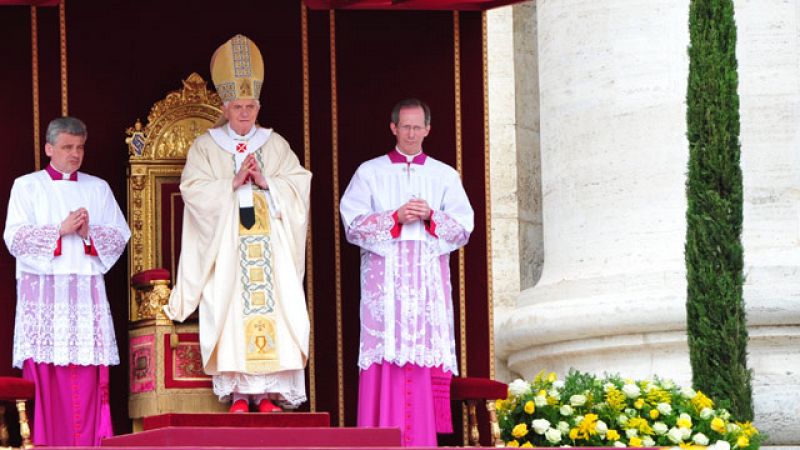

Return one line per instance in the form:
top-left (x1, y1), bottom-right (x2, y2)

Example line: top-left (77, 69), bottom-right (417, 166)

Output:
top-left (303, 0), bottom-right (522, 10)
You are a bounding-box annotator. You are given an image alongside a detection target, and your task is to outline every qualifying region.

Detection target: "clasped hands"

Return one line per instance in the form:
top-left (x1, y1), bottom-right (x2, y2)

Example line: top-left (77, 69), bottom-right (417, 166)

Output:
top-left (233, 154), bottom-right (268, 190)
top-left (60, 207), bottom-right (89, 240)
top-left (397, 198), bottom-right (432, 224)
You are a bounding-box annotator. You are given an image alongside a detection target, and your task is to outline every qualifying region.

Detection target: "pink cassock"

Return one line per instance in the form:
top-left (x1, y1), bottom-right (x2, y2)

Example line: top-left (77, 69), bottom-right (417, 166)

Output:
top-left (340, 150), bottom-right (474, 447)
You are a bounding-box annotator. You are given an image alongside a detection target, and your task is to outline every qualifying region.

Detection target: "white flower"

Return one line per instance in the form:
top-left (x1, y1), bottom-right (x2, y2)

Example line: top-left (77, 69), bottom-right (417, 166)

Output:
top-left (680, 386), bottom-right (696, 399)
top-left (727, 423), bottom-right (741, 434)
top-left (553, 380), bottom-right (565, 389)
top-left (549, 389), bottom-right (561, 400)
top-left (614, 441), bottom-right (627, 448)
top-left (710, 440), bottom-right (731, 450)
top-left (560, 405), bottom-right (573, 416)
top-left (700, 407), bottom-right (714, 419)
top-left (570, 394), bottom-right (587, 406)
top-left (557, 421), bottom-right (570, 434)
top-left (657, 402), bottom-right (672, 415)
top-left (618, 414), bottom-right (629, 426)
top-left (534, 394), bottom-right (548, 407)
top-left (622, 384), bottom-right (641, 399)
top-left (545, 428), bottom-right (562, 444)
top-left (680, 427), bottom-right (692, 440)
top-left (720, 410), bottom-right (731, 421)
top-left (595, 420), bottom-right (608, 435)
top-left (573, 416), bottom-right (584, 426)
top-left (652, 422), bottom-right (668, 435)
top-left (509, 379), bottom-right (532, 397)
top-left (642, 436), bottom-right (656, 447)
top-left (693, 432), bottom-right (709, 446)
top-left (625, 429), bottom-right (638, 439)
top-left (624, 408), bottom-right (637, 417)
top-left (667, 427), bottom-right (684, 444)
top-left (604, 382), bottom-right (616, 392)
top-left (532, 419), bottom-right (551, 435)
top-left (679, 413), bottom-right (692, 423)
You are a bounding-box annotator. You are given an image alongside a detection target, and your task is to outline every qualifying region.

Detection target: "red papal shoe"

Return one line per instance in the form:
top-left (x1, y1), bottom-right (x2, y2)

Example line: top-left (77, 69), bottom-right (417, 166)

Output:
top-left (229, 399), bottom-right (250, 413)
top-left (258, 399), bottom-right (282, 413)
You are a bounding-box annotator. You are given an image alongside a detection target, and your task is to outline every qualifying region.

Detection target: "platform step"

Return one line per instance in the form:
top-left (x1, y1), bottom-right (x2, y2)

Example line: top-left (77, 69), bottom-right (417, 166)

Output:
top-left (142, 412), bottom-right (329, 430)
top-left (101, 426), bottom-right (402, 447)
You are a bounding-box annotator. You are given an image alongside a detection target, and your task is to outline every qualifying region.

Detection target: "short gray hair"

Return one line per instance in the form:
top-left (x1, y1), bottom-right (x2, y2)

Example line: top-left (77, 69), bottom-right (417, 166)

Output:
top-left (391, 98), bottom-right (431, 126)
top-left (46, 117), bottom-right (87, 145)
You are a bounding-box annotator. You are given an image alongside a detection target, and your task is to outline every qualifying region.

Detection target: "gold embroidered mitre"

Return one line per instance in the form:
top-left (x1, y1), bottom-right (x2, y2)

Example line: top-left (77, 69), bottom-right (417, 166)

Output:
top-left (210, 34), bottom-right (264, 103)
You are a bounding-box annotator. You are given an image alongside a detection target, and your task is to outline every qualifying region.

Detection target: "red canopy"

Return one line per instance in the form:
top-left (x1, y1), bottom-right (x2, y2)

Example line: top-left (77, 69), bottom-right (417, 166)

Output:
top-left (303, 0), bottom-right (525, 10)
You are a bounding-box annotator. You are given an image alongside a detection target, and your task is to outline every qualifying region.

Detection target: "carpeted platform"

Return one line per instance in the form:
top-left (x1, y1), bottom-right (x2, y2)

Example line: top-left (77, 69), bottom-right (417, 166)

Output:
top-left (142, 412), bottom-right (330, 430)
top-left (101, 426), bottom-right (402, 447)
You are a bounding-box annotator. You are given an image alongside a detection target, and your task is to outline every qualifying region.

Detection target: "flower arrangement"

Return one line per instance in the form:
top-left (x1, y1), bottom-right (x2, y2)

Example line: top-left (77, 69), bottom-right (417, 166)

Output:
top-left (496, 370), bottom-right (761, 449)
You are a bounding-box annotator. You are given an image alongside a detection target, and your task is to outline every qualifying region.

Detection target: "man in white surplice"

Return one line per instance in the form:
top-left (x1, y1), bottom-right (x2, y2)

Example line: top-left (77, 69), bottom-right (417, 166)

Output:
top-left (4, 116), bottom-right (130, 446)
top-left (340, 98), bottom-right (474, 446)
top-left (164, 35), bottom-right (312, 413)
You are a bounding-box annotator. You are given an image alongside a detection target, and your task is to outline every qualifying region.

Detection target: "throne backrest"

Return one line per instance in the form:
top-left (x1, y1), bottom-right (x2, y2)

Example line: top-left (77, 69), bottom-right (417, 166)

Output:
top-left (126, 73), bottom-right (222, 321)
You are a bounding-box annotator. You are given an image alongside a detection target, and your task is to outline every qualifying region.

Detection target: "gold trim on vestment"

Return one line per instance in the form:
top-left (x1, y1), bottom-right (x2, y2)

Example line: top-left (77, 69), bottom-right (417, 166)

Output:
top-left (31, 6), bottom-right (40, 170)
top-left (329, 9), bottom-right (345, 427)
top-left (481, 10), bottom-right (496, 381)
top-left (59, 0), bottom-right (68, 116)
top-left (301, 1), bottom-right (317, 413)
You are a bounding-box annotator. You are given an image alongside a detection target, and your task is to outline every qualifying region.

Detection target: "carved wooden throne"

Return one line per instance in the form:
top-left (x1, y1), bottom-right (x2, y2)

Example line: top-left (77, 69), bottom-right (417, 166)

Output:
top-left (125, 73), bottom-right (226, 430)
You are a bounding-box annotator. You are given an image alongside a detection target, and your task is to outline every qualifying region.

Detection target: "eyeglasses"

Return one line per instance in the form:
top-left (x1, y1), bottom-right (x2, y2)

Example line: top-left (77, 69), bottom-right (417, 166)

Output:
top-left (397, 125), bottom-right (426, 133)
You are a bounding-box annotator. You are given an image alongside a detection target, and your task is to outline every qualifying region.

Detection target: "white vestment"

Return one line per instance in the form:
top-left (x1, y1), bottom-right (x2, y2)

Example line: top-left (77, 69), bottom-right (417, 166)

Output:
top-left (4, 170), bottom-right (130, 367)
top-left (165, 127), bottom-right (311, 406)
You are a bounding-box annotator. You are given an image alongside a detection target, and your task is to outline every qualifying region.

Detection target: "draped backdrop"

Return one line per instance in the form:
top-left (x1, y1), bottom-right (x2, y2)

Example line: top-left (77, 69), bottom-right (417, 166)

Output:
top-left (0, 1), bottom-right (493, 443)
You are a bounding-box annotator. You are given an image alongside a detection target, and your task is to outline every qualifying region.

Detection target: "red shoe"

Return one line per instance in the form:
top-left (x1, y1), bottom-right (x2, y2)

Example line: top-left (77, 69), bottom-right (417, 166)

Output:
top-left (229, 399), bottom-right (250, 413)
top-left (258, 399), bottom-right (282, 413)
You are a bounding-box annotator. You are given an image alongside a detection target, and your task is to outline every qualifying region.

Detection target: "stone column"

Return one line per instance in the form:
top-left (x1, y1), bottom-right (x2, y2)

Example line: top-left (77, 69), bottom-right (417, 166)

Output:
top-left (495, 0), bottom-right (800, 444)
top-left (735, 0), bottom-right (800, 444)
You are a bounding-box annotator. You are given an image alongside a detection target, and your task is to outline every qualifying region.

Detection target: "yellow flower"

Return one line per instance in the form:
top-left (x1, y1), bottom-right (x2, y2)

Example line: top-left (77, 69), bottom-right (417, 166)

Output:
top-left (629, 436), bottom-right (643, 447)
top-left (512, 423), bottom-right (529, 439)
top-left (576, 413), bottom-right (599, 440)
top-left (677, 416), bottom-right (693, 429)
top-left (710, 417), bottom-right (726, 433)
top-left (634, 398), bottom-right (645, 409)
top-left (626, 417), bottom-right (653, 435)
top-left (649, 409), bottom-right (660, 419)
top-left (521, 442), bottom-right (534, 448)
top-left (645, 388), bottom-right (671, 405)
top-left (524, 400), bottom-right (535, 414)
top-left (534, 370), bottom-right (546, 384)
top-left (606, 429), bottom-right (620, 441)
top-left (547, 372), bottom-right (558, 383)
top-left (737, 435), bottom-right (750, 448)
top-left (569, 428), bottom-right (579, 440)
top-left (605, 388), bottom-right (627, 411)
top-left (538, 389), bottom-right (547, 397)
top-left (496, 399), bottom-right (505, 410)
top-left (691, 391), bottom-right (714, 413)
top-left (506, 440), bottom-right (520, 447)
top-left (738, 422), bottom-right (758, 437)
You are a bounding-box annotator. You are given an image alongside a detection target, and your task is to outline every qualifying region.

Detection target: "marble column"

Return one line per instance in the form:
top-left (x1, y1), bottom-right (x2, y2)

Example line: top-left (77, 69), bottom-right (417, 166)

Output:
top-left (494, 0), bottom-right (800, 444)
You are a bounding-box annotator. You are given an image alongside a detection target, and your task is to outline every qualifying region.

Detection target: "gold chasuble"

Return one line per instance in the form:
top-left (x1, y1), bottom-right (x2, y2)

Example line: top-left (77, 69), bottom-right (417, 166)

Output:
top-left (165, 129), bottom-right (311, 404)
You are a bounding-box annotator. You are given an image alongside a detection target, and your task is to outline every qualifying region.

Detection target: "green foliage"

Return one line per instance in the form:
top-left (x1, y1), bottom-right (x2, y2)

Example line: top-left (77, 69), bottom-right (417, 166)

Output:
top-left (496, 370), bottom-right (761, 449)
top-left (685, 0), bottom-right (753, 421)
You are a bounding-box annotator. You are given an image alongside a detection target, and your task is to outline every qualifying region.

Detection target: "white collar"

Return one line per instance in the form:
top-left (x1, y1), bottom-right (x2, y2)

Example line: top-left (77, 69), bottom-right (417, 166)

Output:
top-left (226, 124), bottom-right (257, 141)
top-left (395, 147), bottom-right (422, 162)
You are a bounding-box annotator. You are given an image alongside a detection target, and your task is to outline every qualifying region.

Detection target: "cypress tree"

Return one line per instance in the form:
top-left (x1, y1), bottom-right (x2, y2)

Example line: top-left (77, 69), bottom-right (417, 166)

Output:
top-left (685, 0), bottom-right (753, 420)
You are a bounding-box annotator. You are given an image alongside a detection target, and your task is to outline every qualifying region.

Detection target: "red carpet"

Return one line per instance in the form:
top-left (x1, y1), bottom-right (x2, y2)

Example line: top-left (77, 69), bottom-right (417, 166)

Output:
top-left (101, 426), bottom-right (401, 447)
top-left (143, 412), bottom-right (330, 430)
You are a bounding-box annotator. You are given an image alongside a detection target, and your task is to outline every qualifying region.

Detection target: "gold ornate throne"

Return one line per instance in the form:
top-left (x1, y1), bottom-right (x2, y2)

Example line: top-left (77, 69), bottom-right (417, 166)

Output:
top-left (125, 73), bottom-right (226, 430)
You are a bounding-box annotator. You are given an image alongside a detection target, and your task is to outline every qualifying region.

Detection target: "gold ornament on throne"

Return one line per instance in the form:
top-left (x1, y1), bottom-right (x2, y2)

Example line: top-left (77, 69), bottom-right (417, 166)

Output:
top-left (125, 73), bottom-right (227, 426)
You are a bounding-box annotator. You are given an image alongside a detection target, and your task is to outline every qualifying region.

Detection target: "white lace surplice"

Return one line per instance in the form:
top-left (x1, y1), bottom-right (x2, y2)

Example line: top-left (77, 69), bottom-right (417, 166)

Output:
top-left (4, 171), bottom-right (130, 368)
top-left (340, 153), bottom-right (474, 375)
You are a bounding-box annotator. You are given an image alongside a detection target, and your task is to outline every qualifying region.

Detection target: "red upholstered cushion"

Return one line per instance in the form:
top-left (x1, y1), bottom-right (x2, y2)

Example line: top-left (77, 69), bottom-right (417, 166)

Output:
top-left (131, 268), bottom-right (171, 287)
top-left (0, 377), bottom-right (35, 400)
top-left (450, 377), bottom-right (508, 400)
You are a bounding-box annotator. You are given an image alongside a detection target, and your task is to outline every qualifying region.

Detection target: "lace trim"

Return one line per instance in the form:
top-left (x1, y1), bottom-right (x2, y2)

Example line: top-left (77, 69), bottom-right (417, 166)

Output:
top-left (212, 370), bottom-right (307, 407)
top-left (9, 224), bottom-right (59, 258)
top-left (89, 225), bottom-right (127, 268)
top-left (431, 211), bottom-right (470, 246)
top-left (12, 273), bottom-right (119, 368)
